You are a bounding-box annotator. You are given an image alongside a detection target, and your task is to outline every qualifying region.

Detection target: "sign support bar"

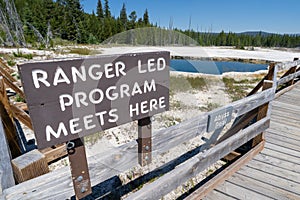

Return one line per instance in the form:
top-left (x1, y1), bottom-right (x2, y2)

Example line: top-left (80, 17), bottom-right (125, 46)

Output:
top-left (67, 138), bottom-right (92, 199)
top-left (138, 117), bottom-right (152, 166)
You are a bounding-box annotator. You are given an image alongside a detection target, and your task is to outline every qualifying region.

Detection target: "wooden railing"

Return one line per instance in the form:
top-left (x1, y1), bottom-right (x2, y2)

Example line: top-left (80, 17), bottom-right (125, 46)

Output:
top-left (0, 58), bottom-right (300, 200)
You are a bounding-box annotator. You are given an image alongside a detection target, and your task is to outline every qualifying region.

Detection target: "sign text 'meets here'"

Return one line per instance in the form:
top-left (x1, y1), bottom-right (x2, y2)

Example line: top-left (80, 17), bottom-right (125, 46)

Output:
top-left (19, 52), bottom-right (170, 149)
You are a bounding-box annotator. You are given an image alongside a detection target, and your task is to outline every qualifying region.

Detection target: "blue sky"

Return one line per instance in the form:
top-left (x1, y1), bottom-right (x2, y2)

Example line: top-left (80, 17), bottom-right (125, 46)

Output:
top-left (81, 0), bottom-right (299, 34)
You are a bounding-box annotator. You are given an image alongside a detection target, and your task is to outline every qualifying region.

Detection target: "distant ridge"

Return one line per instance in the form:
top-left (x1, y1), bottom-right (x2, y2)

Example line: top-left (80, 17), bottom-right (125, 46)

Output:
top-left (196, 31), bottom-right (299, 36)
top-left (238, 31), bottom-right (274, 36)
top-left (238, 31), bottom-right (300, 36)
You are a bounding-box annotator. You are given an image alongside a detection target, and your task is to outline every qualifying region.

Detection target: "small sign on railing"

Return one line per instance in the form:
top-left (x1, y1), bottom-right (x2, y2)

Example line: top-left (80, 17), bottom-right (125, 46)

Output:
top-left (207, 106), bottom-right (233, 132)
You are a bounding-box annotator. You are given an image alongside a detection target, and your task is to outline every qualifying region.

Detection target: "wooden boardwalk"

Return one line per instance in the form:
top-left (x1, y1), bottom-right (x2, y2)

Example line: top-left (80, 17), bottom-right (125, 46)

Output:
top-left (205, 85), bottom-right (300, 200)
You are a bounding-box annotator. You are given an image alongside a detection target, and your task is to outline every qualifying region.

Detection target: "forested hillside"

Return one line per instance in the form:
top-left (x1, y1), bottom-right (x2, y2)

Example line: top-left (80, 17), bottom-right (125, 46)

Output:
top-left (12, 0), bottom-right (150, 44)
top-left (0, 0), bottom-right (299, 48)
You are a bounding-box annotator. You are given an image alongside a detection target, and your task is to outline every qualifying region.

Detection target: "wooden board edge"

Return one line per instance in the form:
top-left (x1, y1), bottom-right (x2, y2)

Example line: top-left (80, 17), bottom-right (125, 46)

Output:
top-left (275, 81), bottom-right (300, 99)
top-left (0, 117), bottom-right (15, 194)
top-left (40, 144), bottom-right (67, 163)
top-left (185, 141), bottom-right (265, 200)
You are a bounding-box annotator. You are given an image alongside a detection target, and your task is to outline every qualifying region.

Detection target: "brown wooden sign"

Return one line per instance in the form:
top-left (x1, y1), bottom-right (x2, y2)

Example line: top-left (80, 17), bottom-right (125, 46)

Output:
top-left (18, 51), bottom-right (170, 149)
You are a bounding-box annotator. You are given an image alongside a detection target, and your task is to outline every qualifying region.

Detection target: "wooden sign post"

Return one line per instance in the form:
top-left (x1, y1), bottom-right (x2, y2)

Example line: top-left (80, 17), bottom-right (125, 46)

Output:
top-left (18, 52), bottom-right (170, 198)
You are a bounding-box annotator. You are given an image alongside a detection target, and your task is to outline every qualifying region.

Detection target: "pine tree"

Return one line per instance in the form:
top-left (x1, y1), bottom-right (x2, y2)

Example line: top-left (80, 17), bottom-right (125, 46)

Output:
top-left (104, 0), bottom-right (111, 18)
top-left (128, 11), bottom-right (137, 29)
top-left (119, 3), bottom-right (127, 30)
top-left (216, 30), bottom-right (226, 46)
top-left (143, 9), bottom-right (149, 26)
top-left (96, 0), bottom-right (104, 19)
top-left (62, 0), bottom-right (84, 42)
top-left (86, 11), bottom-right (99, 44)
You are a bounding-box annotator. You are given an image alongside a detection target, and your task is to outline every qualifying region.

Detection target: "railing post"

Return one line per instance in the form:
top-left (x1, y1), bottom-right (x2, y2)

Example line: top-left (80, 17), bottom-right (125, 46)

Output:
top-left (295, 58), bottom-right (300, 73)
top-left (0, 115), bottom-right (15, 194)
top-left (288, 58), bottom-right (299, 86)
top-left (278, 58), bottom-right (299, 87)
top-left (0, 77), bottom-right (21, 158)
top-left (252, 80), bottom-right (273, 147)
top-left (247, 63), bottom-right (275, 96)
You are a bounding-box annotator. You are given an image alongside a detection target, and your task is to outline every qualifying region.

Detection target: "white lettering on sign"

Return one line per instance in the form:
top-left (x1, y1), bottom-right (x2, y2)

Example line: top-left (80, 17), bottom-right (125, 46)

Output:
top-left (31, 61), bottom-right (127, 88)
top-left (138, 57), bottom-right (166, 73)
top-left (214, 111), bottom-right (230, 122)
top-left (46, 108), bottom-right (119, 141)
top-left (53, 67), bottom-right (71, 86)
top-left (129, 96), bottom-right (166, 117)
top-left (88, 64), bottom-right (102, 80)
top-left (58, 79), bottom-right (156, 112)
top-left (32, 69), bottom-right (50, 88)
top-left (46, 122), bottom-right (68, 141)
top-left (213, 111), bottom-right (230, 130)
top-left (215, 120), bottom-right (227, 130)
top-left (69, 118), bottom-right (82, 134)
top-left (71, 66), bottom-right (86, 83)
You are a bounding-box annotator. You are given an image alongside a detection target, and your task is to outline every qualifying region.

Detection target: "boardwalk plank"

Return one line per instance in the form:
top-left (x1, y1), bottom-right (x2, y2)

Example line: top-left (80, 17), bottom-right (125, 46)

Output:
top-left (186, 142), bottom-right (264, 200)
top-left (272, 101), bottom-right (300, 111)
top-left (277, 92), bottom-right (300, 99)
top-left (274, 100), bottom-right (300, 111)
top-left (203, 190), bottom-right (237, 200)
top-left (287, 94), bottom-right (300, 98)
top-left (266, 130), bottom-right (300, 144)
top-left (227, 173), bottom-right (300, 200)
top-left (266, 127), bottom-right (300, 141)
top-left (283, 87), bottom-right (300, 92)
top-left (271, 105), bottom-right (299, 116)
top-left (266, 129), bottom-right (300, 143)
top-left (214, 180), bottom-right (271, 200)
top-left (237, 166), bottom-right (300, 196)
top-left (261, 148), bottom-right (300, 165)
top-left (269, 121), bottom-right (300, 136)
top-left (254, 153), bottom-right (300, 173)
top-left (265, 143), bottom-right (300, 159)
top-left (286, 89), bottom-right (300, 95)
top-left (279, 89), bottom-right (300, 95)
top-left (271, 110), bottom-right (300, 121)
top-left (270, 116), bottom-right (300, 129)
top-left (274, 101), bottom-right (300, 108)
top-left (272, 109), bottom-right (300, 119)
top-left (247, 159), bottom-right (300, 184)
top-left (265, 134), bottom-right (300, 152)
top-left (278, 98), bottom-right (300, 108)
top-left (277, 94), bottom-right (300, 102)
top-left (271, 115), bottom-right (300, 126)
top-left (276, 97), bottom-right (300, 105)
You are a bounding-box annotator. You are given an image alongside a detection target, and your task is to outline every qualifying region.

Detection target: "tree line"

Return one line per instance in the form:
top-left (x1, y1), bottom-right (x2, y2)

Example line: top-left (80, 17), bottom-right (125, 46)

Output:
top-left (1, 0), bottom-right (300, 48)
top-left (11, 0), bottom-right (150, 45)
top-left (185, 30), bottom-right (300, 48)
